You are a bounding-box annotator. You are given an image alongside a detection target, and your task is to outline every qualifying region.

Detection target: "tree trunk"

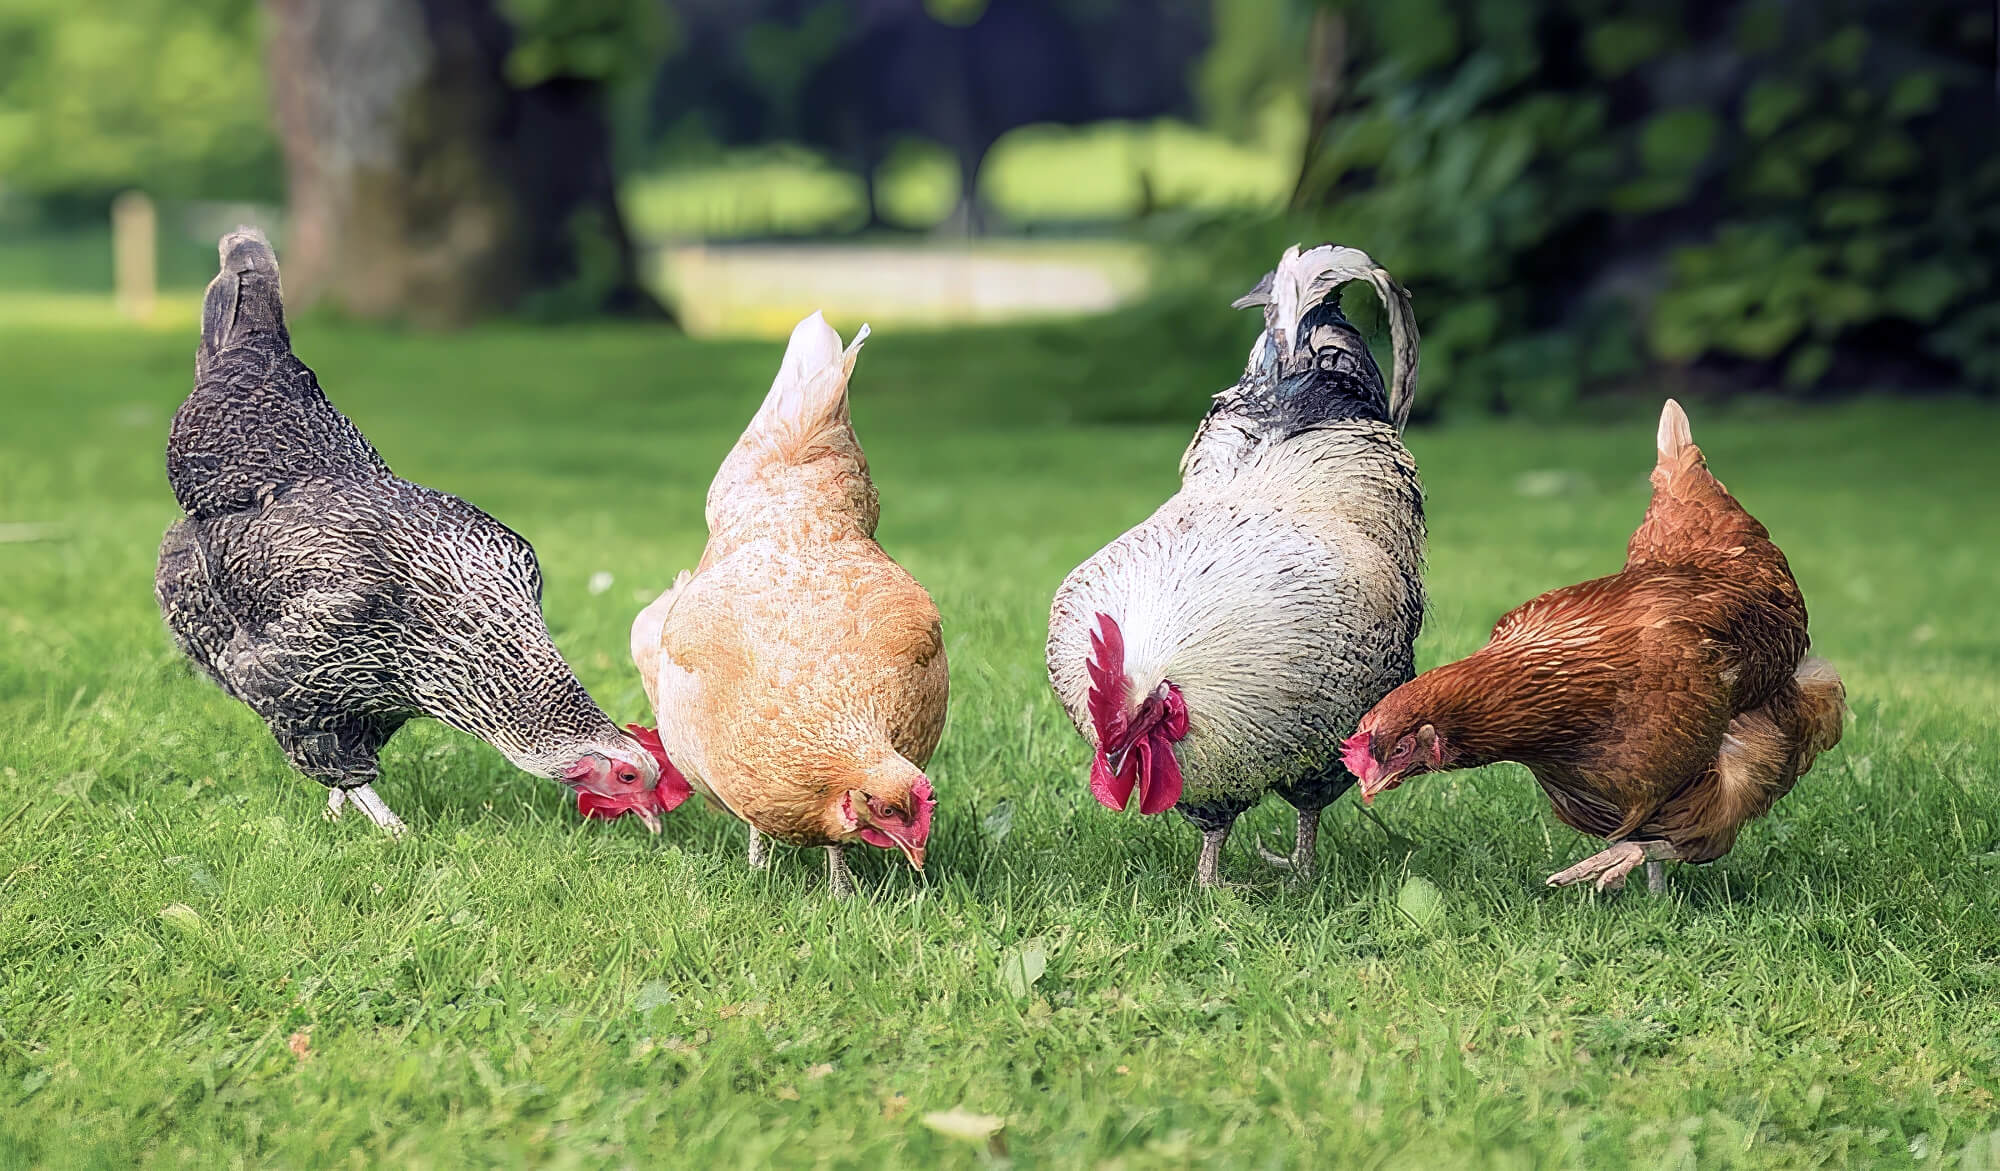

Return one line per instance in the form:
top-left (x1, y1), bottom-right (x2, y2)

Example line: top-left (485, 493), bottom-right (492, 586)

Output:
top-left (264, 0), bottom-right (667, 326)
top-left (1288, 7), bottom-right (1348, 211)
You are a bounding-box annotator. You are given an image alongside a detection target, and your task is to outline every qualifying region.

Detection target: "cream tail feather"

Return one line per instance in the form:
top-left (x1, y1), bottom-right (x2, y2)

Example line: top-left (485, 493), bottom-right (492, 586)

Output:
top-left (1657, 397), bottom-right (1694, 460)
top-left (1232, 243), bottom-right (1421, 430)
top-left (744, 311), bottom-right (870, 457)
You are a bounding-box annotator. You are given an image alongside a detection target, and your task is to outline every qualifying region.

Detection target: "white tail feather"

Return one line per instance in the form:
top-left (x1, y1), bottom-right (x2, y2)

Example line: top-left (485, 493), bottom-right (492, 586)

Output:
top-left (746, 312), bottom-right (870, 449)
top-left (1233, 243), bottom-right (1421, 430)
top-left (1657, 398), bottom-right (1693, 460)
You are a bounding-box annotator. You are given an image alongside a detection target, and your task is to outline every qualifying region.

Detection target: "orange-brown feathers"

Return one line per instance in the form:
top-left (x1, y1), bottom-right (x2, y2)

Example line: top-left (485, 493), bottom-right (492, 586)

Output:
top-left (1349, 399), bottom-right (1840, 863)
top-left (636, 314), bottom-right (948, 864)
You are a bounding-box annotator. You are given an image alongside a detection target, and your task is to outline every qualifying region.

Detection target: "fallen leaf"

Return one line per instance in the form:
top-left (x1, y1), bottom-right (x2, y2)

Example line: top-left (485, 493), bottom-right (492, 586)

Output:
top-left (881, 1092), bottom-right (911, 1121)
top-left (1115, 1065), bottom-right (1130, 1075)
top-left (773, 1085), bottom-right (800, 1101)
top-left (922, 1107), bottom-right (1007, 1155)
top-left (158, 903), bottom-right (202, 933)
top-left (1395, 875), bottom-right (1445, 929)
top-left (632, 981), bottom-right (674, 1013)
top-left (998, 941), bottom-right (1047, 998)
top-left (807, 1063), bottom-right (834, 1080)
top-left (287, 1031), bottom-right (312, 1062)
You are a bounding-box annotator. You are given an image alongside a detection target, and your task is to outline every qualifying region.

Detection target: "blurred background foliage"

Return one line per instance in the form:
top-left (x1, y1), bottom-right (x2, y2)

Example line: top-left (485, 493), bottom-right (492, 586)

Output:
top-left (0, 0), bottom-right (1992, 414)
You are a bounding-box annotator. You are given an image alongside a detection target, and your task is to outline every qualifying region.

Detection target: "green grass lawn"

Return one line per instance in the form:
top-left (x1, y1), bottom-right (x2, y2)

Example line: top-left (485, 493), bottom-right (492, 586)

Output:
top-left (1, 311), bottom-right (1997, 1168)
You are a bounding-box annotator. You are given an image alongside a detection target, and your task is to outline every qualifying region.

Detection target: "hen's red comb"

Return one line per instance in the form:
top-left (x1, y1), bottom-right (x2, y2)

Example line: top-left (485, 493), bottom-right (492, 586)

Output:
top-left (573, 727), bottom-right (692, 822)
top-left (627, 724), bottom-right (693, 810)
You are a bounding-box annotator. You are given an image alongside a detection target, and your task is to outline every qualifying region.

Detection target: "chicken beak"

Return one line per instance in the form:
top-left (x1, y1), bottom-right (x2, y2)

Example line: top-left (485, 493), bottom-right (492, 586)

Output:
top-left (1357, 769), bottom-right (1406, 804)
top-left (635, 808), bottom-right (664, 835)
top-left (894, 836), bottom-right (926, 872)
top-left (1105, 744), bottom-right (1132, 775)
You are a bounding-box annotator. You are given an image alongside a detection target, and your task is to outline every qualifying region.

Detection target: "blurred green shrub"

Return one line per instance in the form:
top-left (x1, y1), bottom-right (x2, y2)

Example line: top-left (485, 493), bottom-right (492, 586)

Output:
top-left (1148, 0), bottom-right (1996, 420)
top-left (0, 0), bottom-right (280, 208)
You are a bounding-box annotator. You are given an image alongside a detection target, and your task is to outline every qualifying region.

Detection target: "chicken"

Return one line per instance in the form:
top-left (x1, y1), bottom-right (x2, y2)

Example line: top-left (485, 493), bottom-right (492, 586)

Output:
top-left (156, 229), bottom-right (688, 834)
top-left (1343, 399), bottom-right (1845, 893)
top-left (1046, 244), bottom-right (1427, 887)
top-left (631, 312), bottom-right (945, 896)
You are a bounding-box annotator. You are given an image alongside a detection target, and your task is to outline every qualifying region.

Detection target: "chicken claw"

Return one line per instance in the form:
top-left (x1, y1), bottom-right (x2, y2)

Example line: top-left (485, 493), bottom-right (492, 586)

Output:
top-left (1253, 809), bottom-right (1322, 880)
top-left (323, 784), bottom-right (406, 837)
top-left (746, 826), bottom-right (772, 870)
top-left (1546, 840), bottom-right (1678, 893)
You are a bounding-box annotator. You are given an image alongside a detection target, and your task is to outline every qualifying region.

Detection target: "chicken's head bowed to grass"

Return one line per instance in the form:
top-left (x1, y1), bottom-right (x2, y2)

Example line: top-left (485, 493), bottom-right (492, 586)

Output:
top-left (632, 313), bottom-right (946, 896)
top-left (1048, 243), bottom-right (1427, 888)
top-left (572, 726), bottom-right (691, 831)
top-left (1344, 399), bottom-right (1845, 894)
top-left (156, 229), bottom-right (690, 837)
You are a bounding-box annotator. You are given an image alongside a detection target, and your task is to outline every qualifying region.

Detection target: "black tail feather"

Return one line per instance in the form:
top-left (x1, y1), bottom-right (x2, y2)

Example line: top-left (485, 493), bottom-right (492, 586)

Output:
top-left (200, 227), bottom-right (288, 362)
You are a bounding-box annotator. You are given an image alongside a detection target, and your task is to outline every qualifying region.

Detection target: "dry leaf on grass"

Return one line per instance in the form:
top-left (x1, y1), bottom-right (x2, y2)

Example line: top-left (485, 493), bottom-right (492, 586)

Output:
top-left (287, 1031), bottom-right (311, 1062)
top-left (921, 1106), bottom-right (1007, 1155)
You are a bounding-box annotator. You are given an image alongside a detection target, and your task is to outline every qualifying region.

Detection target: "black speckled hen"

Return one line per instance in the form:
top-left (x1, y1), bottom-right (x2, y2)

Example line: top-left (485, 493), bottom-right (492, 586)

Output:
top-left (155, 229), bottom-right (687, 834)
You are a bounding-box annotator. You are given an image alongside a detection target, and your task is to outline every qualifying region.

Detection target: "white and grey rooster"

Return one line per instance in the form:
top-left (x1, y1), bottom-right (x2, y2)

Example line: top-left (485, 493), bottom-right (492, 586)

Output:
top-left (1046, 244), bottom-right (1426, 887)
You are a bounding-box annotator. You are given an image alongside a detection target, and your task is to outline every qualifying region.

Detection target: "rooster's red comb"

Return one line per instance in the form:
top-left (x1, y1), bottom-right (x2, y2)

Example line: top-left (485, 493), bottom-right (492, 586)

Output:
top-left (1086, 612), bottom-right (1130, 743)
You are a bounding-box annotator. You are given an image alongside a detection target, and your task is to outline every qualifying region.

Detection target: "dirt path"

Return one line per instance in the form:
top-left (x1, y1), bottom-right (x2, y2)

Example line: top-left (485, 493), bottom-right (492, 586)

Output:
top-left (657, 242), bottom-right (1149, 336)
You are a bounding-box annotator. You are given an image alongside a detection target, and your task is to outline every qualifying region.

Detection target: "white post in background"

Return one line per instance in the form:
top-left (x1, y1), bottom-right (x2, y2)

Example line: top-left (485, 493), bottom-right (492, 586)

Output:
top-left (112, 190), bottom-right (157, 322)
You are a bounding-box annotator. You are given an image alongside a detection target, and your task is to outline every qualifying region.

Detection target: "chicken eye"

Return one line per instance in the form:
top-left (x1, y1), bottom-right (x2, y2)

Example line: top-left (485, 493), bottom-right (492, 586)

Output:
top-left (1393, 735), bottom-right (1415, 759)
top-left (619, 769), bottom-right (638, 783)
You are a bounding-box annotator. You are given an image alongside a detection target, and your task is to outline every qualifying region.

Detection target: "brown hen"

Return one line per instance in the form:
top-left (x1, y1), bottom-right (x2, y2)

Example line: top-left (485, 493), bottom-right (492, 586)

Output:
top-left (1343, 399), bottom-right (1844, 893)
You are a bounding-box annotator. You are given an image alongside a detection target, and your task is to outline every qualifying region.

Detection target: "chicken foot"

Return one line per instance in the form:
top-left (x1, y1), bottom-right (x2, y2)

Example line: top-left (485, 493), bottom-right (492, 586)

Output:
top-left (1546, 840), bottom-right (1679, 893)
top-left (323, 784), bottom-right (407, 838)
top-left (746, 826), bottom-right (772, 870)
top-left (825, 846), bottom-right (856, 898)
top-left (1254, 808), bottom-right (1322, 880)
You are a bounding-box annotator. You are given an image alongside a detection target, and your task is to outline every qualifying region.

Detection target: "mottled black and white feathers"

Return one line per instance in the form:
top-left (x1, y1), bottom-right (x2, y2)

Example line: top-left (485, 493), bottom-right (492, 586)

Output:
top-left (1047, 243), bottom-right (1427, 872)
top-left (156, 229), bottom-right (649, 799)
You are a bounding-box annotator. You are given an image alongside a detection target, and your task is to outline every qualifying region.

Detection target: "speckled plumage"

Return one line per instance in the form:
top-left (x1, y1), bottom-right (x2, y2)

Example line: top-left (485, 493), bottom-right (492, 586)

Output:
top-left (157, 230), bottom-right (654, 809)
top-left (1047, 244), bottom-right (1427, 881)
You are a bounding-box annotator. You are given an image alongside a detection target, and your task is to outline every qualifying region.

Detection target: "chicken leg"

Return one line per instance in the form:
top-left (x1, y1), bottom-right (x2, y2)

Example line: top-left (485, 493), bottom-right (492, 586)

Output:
top-left (1195, 827), bottom-right (1253, 890)
top-left (323, 784), bottom-right (406, 837)
top-left (1546, 840), bottom-right (1679, 893)
top-left (746, 826), bottom-right (772, 870)
top-left (1255, 809), bottom-right (1322, 879)
top-left (825, 846), bottom-right (856, 897)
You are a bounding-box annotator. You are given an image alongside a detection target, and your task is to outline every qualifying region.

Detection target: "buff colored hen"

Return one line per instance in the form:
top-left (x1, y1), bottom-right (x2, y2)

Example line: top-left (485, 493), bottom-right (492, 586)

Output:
top-left (632, 313), bottom-right (945, 896)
